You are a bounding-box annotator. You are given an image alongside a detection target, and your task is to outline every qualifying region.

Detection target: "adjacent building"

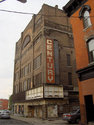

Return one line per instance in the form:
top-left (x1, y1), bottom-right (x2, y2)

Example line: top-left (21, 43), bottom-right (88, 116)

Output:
top-left (0, 99), bottom-right (8, 110)
top-left (12, 4), bottom-right (78, 118)
top-left (64, 0), bottom-right (94, 124)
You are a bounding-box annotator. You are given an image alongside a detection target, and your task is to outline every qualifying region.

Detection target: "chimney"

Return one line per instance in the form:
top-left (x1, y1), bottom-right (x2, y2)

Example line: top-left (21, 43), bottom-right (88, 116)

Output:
top-left (55, 5), bottom-right (58, 9)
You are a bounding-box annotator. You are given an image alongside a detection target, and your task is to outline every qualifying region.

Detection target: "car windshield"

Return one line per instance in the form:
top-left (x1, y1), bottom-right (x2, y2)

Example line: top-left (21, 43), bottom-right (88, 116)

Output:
top-left (70, 109), bottom-right (80, 114)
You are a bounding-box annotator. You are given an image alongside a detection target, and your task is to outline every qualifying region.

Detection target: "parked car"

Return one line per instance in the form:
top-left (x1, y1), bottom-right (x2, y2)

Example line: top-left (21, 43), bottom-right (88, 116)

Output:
top-left (0, 110), bottom-right (10, 119)
top-left (62, 109), bottom-right (80, 124)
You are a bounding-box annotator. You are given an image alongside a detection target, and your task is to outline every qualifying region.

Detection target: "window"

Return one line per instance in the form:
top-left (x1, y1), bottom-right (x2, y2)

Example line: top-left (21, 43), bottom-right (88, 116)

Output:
top-left (28, 63), bottom-right (31, 73)
top-left (19, 82), bottom-right (22, 92)
top-left (83, 10), bottom-right (91, 29)
top-left (87, 38), bottom-right (94, 63)
top-left (79, 5), bottom-right (91, 29)
top-left (15, 71), bottom-right (20, 81)
top-left (35, 16), bottom-right (42, 29)
top-left (68, 72), bottom-right (72, 85)
top-left (33, 36), bottom-right (41, 46)
top-left (27, 78), bottom-right (31, 90)
top-left (24, 65), bottom-right (28, 76)
top-left (34, 54), bottom-right (42, 70)
top-left (23, 80), bottom-right (27, 91)
top-left (34, 72), bottom-right (42, 87)
top-left (67, 54), bottom-right (71, 66)
top-left (22, 35), bottom-right (31, 49)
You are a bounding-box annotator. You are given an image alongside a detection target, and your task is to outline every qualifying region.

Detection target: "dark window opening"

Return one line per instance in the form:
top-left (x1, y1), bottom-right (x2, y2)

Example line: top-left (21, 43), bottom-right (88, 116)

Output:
top-left (67, 54), bottom-right (71, 66)
top-left (68, 72), bottom-right (72, 85)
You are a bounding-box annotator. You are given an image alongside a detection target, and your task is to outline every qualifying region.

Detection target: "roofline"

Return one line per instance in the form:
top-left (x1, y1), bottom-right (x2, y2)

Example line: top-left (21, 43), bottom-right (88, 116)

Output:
top-left (63, 0), bottom-right (88, 17)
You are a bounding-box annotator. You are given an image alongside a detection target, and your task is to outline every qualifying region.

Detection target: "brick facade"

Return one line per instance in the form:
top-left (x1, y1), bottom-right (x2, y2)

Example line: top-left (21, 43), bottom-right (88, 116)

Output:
top-left (0, 99), bottom-right (8, 110)
top-left (64, 0), bottom-right (94, 124)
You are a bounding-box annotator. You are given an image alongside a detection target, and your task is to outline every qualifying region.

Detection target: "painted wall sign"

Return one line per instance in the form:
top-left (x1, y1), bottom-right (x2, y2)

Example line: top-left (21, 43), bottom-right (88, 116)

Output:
top-left (46, 39), bottom-right (55, 83)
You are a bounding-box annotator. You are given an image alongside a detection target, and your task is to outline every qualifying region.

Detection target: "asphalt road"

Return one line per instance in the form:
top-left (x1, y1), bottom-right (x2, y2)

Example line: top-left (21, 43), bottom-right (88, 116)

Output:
top-left (0, 118), bottom-right (31, 125)
top-left (0, 117), bottom-right (78, 125)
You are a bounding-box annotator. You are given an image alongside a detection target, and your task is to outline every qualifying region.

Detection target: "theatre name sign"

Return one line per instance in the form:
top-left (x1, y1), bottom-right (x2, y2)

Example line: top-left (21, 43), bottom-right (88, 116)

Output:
top-left (46, 39), bottom-right (55, 83)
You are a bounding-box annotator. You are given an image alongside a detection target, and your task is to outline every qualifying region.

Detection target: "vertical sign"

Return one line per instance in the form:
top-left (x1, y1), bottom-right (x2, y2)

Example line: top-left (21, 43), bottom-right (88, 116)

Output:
top-left (46, 39), bottom-right (55, 83)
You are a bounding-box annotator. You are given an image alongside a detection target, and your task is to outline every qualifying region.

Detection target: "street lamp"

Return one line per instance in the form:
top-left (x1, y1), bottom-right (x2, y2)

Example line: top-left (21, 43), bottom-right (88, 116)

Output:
top-left (0, 0), bottom-right (6, 3)
top-left (17, 0), bottom-right (27, 3)
top-left (0, 0), bottom-right (27, 3)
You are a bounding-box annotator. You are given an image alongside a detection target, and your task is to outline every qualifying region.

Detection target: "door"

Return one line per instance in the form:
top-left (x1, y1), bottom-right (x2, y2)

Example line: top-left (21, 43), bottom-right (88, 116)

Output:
top-left (84, 95), bottom-right (94, 122)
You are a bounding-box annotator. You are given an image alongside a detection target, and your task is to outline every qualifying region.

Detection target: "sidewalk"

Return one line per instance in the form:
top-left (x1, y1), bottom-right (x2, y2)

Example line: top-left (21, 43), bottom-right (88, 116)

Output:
top-left (11, 115), bottom-right (67, 125)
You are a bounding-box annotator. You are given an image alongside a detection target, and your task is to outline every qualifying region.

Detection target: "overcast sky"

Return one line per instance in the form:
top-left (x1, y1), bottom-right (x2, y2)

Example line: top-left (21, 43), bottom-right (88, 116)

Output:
top-left (0, 0), bottom-right (69, 99)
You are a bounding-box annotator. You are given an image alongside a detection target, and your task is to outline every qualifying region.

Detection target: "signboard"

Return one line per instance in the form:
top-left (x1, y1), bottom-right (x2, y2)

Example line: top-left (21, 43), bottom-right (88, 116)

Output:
top-left (46, 39), bottom-right (55, 83)
top-left (26, 86), bottom-right (64, 100)
top-left (44, 85), bottom-right (64, 98)
top-left (26, 86), bottom-right (43, 100)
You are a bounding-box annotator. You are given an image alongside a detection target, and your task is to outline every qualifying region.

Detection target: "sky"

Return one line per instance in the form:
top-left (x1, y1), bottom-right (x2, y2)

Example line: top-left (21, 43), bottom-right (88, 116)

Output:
top-left (0, 0), bottom-right (69, 99)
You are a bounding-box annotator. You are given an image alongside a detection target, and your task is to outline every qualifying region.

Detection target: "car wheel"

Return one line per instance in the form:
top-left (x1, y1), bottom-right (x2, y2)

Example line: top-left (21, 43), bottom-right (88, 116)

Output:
top-left (68, 121), bottom-right (72, 124)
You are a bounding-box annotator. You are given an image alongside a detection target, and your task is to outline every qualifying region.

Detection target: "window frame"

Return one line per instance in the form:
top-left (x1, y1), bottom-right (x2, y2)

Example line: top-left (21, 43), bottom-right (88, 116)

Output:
top-left (34, 54), bottom-right (42, 70)
top-left (83, 10), bottom-right (91, 29)
top-left (79, 5), bottom-right (91, 29)
top-left (67, 54), bottom-right (71, 66)
top-left (22, 35), bottom-right (31, 49)
top-left (87, 38), bottom-right (94, 63)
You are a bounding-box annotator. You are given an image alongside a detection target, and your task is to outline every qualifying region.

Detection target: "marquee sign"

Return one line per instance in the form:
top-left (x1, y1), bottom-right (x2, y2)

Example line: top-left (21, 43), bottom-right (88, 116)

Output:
top-left (46, 39), bottom-right (55, 83)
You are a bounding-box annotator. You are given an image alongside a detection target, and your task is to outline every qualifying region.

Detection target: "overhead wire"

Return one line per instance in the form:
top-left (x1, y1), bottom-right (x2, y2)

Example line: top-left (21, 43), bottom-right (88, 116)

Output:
top-left (0, 9), bottom-right (94, 18)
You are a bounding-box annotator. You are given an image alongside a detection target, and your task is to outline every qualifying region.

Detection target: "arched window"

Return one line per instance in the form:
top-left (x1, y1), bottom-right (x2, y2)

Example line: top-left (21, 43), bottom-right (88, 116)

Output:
top-left (22, 35), bottom-right (31, 49)
top-left (87, 38), bottom-right (94, 63)
top-left (79, 5), bottom-right (91, 29)
top-left (83, 10), bottom-right (91, 29)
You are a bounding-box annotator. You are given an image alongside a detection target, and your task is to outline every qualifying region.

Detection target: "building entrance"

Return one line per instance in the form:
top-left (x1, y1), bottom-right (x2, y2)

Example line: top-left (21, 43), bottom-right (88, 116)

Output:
top-left (28, 106), bottom-right (34, 117)
top-left (84, 95), bottom-right (94, 123)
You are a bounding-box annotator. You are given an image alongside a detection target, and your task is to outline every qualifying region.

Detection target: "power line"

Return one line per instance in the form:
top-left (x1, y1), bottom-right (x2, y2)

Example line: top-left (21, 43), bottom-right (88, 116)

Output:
top-left (0, 9), bottom-right (34, 15)
top-left (0, 9), bottom-right (94, 18)
top-left (0, 9), bottom-right (82, 18)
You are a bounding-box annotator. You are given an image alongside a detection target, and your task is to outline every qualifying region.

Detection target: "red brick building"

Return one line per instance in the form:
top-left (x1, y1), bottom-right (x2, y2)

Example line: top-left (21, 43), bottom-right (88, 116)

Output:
top-left (0, 99), bottom-right (8, 110)
top-left (64, 0), bottom-right (94, 124)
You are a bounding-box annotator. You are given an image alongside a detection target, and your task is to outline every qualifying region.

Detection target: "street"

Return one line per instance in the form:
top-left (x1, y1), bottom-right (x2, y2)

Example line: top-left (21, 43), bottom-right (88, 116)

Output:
top-left (0, 117), bottom-right (78, 125)
top-left (0, 118), bottom-right (30, 125)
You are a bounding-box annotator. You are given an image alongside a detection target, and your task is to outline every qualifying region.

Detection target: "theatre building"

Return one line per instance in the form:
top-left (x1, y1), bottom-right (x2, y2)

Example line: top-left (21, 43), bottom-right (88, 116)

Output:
top-left (12, 4), bottom-right (78, 118)
top-left (64, 0), bottom-right (94, 124)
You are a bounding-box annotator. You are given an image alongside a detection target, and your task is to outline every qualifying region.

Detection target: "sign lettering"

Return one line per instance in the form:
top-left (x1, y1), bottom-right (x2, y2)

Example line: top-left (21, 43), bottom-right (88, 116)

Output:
top-left (46, 39), bottom-right (55, 83)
